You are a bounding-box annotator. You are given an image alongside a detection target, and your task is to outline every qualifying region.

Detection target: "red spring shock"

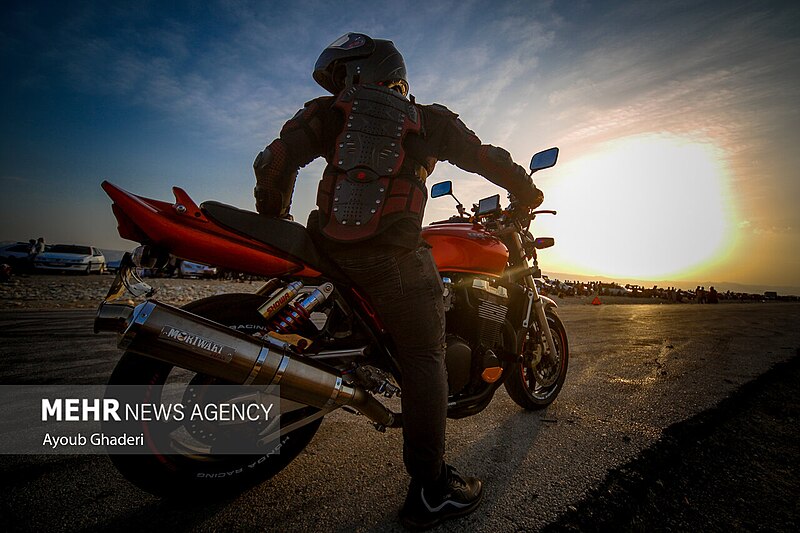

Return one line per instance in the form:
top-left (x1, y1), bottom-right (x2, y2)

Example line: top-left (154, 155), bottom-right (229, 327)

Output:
top-left (271, 302), bottom-right (312, 333)
top-left (269, 282), bottom-right (334, 334)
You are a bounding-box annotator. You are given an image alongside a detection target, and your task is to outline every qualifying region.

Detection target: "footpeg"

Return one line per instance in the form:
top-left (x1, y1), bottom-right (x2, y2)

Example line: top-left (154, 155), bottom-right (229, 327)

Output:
top-left (354, 365), bottom-right (400, 398)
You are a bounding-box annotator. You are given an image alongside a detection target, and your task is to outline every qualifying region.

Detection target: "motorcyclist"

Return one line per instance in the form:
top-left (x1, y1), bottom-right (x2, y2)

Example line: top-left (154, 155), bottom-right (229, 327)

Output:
top-left (253, 32), bottom-right (544, 529)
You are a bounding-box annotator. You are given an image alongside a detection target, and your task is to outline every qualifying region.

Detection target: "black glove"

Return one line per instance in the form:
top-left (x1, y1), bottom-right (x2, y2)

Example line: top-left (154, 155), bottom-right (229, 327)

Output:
top-left (527, 182), bottom-right (545, 209)
top-left (510, 165), bottom-right (544, 208)
top-left (253, 143), bottom-right (297, 217)
top-left (254, 185), bottom-right (285, 217)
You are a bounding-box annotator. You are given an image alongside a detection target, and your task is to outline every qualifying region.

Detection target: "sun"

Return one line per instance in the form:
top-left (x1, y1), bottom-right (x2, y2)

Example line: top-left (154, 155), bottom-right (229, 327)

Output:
top-left (538, 134), bottom-right (735, 280)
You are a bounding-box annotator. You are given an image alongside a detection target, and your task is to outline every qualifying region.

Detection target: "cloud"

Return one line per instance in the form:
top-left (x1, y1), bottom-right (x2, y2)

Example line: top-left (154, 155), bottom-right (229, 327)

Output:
top-left (409, 4), bottom-right (559, 134)
top-left (5, 2), bottom-right (326, 152)
top-left (738, 219), bottom-right (795, 235)
top-left (494, 0), bottom-right (800, 241)
top-left (537, 2), bottom-right (800, 152)
top-left (6, 2), bottom-right (799, 202)
top-left (4, 1), bottom-right (566, 158)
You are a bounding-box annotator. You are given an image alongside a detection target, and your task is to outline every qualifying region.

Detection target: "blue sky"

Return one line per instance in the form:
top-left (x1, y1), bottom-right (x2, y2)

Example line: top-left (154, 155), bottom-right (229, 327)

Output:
top-left (2, 0), bottom-right (799, 287)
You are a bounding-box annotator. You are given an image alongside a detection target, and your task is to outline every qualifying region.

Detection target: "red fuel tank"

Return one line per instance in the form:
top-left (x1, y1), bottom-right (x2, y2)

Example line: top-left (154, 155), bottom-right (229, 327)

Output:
top-left (421, 223), bottom-right (508, 277)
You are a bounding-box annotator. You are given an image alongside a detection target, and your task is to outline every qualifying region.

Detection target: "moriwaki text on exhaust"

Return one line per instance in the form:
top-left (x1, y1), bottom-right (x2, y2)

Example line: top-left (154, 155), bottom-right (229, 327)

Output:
top-left (0, 385), bottom-right (281, 454)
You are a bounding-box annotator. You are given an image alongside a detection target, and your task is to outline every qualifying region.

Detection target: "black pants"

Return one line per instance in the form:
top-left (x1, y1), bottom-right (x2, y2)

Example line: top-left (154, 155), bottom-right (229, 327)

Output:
top-left (327, 244), bottom-right (447, 483)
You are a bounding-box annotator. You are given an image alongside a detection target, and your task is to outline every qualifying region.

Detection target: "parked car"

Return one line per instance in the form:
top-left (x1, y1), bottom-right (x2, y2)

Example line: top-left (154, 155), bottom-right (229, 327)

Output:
top-left (598, 282), bottom-right (632, 296)
top-left (178, 261), bottom-right (217, 279)
top-left (0, 242), bottom-right (31, 272)
top-left (0, 242), bottom-right (51, 271)
top-left (625, 284), bottom-right (646, 297)
top-left (34, 244), bottom-right (106, 274)
top-left (105, 259), bottom-right (121, 273)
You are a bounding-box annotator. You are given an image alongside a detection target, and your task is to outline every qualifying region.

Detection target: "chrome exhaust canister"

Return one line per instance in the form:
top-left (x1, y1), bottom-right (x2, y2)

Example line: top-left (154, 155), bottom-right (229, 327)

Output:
top-left (94, 302), bottom-right (136, 334)
top-left (95, 300), bottom-right (397, 427)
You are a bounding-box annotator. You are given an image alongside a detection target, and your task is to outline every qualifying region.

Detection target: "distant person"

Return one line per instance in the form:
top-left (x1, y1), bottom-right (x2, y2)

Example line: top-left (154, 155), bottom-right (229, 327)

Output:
top-left (0, 262), bottom-right (11, 282)
top-left (696, 285), bottom-right (707, 304)
top-left (708, 286), bottom-right (719, 304)
top-left (26, 239), bottom-right (36, 260)
top-left (26, 237), bottom-right (45, 273)
top-left (164, 255), bottom-right (180, 278)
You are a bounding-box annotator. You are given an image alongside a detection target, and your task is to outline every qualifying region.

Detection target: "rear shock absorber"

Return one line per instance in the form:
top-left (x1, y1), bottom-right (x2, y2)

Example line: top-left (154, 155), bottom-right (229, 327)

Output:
top-left (258, 281), bottom-right (304, 320)
top-left (270, 282), bottom-right (335, 334)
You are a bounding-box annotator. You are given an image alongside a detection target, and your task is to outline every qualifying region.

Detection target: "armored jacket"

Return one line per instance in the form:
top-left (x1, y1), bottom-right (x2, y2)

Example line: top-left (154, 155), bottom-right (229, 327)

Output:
top-left (254, 84), bottom-right (543, 248)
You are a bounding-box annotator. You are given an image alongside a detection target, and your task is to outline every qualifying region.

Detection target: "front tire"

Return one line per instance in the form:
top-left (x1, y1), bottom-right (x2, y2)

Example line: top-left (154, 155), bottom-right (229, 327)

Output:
top-left (504, 309), bottom-right (569, 410)
top-left (106, 293), bottom-right (324, 497)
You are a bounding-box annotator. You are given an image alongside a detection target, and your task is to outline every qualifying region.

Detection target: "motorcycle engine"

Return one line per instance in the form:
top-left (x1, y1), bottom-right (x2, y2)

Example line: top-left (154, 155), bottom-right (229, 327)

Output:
top-left (443, 276), bottom-right (510, 395)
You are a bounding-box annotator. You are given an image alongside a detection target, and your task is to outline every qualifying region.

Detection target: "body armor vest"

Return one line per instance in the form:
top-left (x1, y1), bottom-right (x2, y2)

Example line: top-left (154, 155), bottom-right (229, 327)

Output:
top-left (316, 84), bottom-right (425, 242)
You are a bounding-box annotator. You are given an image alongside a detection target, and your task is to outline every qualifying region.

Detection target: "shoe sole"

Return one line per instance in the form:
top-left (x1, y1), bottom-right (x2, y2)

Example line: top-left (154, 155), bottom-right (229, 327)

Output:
top-left (399, 486), bottom-right (484, 531)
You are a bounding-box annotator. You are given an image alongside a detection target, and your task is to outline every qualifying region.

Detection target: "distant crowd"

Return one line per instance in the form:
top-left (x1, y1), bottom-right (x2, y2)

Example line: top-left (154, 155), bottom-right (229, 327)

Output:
top-left (538, 278), bottom-right (797, 303)
top-left (2, 237), bottom-right (795, 303)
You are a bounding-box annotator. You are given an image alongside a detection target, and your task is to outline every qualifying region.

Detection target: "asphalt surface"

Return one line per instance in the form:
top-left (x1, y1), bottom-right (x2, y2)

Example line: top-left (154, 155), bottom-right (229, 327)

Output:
top-left (546, 350), bottom-right (800, 532)
top-left (0, 302), bottom-right (799, 532)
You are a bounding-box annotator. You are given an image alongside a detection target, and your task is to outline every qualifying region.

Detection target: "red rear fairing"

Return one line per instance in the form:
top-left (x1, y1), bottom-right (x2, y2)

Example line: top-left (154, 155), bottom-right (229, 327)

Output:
top-left (101, 181), bottom-right (321, 278)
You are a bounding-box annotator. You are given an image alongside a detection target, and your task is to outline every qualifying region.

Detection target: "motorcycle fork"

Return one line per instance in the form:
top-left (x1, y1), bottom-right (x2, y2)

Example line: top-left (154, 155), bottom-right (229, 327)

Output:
top-left (509, 232), bottom-right (558, 363)
top-left (529, 285), bottom-right (558, 364)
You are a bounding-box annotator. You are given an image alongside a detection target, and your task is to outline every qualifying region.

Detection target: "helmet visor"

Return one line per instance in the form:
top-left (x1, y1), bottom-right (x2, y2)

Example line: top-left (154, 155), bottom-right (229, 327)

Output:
top-left (328, 33), bottom-right (369, 50)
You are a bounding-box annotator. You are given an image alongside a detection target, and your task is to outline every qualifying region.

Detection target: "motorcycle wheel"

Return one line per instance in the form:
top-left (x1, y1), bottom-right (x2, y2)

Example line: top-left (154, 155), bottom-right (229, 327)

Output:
top-left (106, 293), bottom-right (324, 497)
top-left (504, 309), bottom-right (569, 410)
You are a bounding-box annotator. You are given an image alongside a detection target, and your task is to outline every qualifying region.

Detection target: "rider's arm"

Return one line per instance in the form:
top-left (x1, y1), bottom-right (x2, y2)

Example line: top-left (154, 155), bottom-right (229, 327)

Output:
top-left (424, 104), bottom-right (544, 208)
top-left (253, 97), bottom-right (332, 217)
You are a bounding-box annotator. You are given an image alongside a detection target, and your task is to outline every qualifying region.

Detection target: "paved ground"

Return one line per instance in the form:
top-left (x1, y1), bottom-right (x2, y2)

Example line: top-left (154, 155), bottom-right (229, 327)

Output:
top-left (0, 302), bottom-right (798, 532)
top-left (547, 351), bottom-right (800, 532)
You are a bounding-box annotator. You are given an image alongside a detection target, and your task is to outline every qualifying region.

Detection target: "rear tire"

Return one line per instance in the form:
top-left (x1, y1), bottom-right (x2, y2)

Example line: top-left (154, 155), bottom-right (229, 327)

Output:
top-left (504, 309), bottom-right (569, 410)
top-left (106, 293), bottom-right (323, 497)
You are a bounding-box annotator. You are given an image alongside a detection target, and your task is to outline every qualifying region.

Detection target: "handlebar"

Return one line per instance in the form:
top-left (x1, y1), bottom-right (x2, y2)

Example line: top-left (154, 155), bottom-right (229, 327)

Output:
top-left (457, 196), bottom-right (557, 231)
top-left (503, 204), bottom-right (556, 222)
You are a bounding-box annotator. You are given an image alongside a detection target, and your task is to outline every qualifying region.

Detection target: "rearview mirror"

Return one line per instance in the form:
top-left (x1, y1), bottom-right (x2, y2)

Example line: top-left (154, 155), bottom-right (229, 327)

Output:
top-left (430, 181), bottom-right (452, 198)
top-left (530, 147), bottom-right (559, 173)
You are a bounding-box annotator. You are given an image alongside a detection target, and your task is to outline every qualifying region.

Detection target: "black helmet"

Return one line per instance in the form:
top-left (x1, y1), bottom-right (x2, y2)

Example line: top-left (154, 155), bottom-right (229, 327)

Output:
top-left (313, 33), bottom-right (408, 96)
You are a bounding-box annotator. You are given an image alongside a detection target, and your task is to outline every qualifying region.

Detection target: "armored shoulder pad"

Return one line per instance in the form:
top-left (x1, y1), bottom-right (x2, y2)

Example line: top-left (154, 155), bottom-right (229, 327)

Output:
top-left (303, 96), bottom-right (334, 109)
top-left (282, 96), bottom-right (332, 137)
top-left (426, 103), bottom-right (459, 119)
top-left (424, 103), bottom-right (479, 144)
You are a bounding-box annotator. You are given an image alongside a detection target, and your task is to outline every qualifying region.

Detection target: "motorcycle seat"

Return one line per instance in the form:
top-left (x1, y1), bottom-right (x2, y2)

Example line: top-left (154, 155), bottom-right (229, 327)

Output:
top-left (200, 201), bottom-right (336, 276)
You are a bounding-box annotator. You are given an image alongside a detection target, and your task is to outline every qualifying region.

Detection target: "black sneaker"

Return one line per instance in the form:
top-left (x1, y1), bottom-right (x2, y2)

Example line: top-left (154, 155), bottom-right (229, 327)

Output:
top-left (399, 464), bottom-right (483, 530)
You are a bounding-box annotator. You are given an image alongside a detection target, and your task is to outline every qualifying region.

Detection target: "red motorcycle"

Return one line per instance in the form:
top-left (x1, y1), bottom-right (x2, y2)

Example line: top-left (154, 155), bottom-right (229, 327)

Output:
top-left (95, 147), bottom-right (568, 495)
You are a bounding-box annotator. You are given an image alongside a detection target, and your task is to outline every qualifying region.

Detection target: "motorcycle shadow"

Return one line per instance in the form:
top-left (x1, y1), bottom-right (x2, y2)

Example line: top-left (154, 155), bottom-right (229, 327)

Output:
top-left (90, 470), bottom-right (240, 533)
top-left (82, 407), bottom-right (549, 533)
top-left (336, 405), bottom-right (549, 532)
top-left (450, 407), bottom-right (550, 503)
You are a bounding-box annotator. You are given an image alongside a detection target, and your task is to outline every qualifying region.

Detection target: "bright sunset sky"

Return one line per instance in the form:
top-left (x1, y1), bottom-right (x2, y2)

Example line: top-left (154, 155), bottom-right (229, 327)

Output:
top-left (2, 1), bottom-right (799, 289)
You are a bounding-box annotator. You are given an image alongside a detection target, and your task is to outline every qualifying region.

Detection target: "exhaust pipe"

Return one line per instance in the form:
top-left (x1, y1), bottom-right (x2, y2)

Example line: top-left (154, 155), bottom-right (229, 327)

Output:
top-left (95, 300), bottom-right (398, 428)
